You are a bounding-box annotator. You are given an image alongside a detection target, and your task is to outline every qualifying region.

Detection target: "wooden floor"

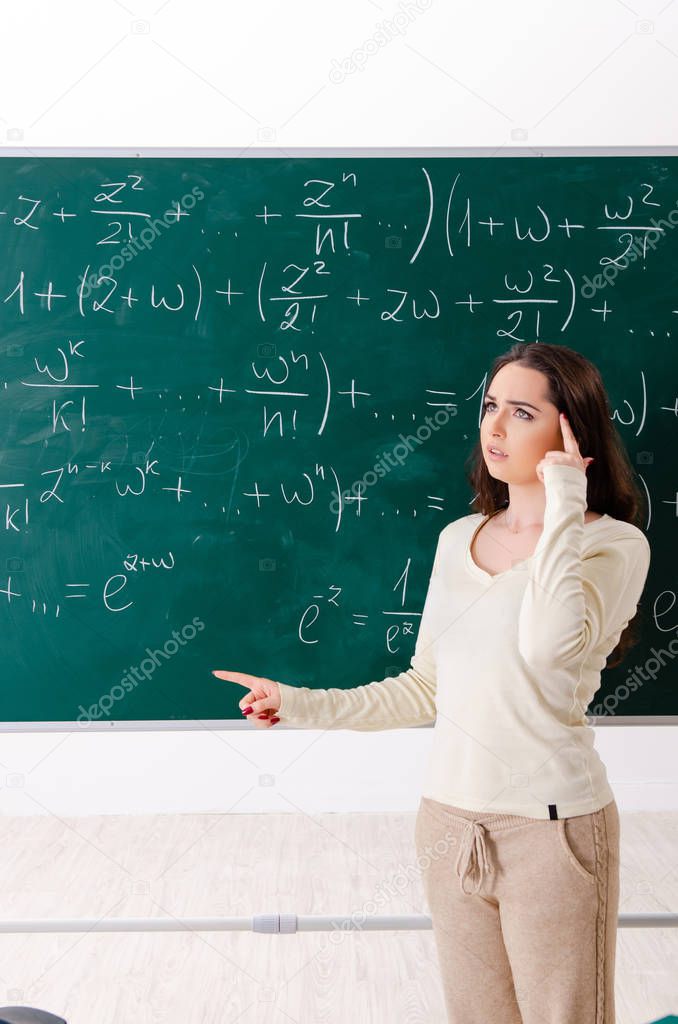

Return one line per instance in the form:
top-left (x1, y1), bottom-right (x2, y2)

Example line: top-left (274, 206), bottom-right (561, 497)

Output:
top-left (0, 809), bottom-right (674, 1023)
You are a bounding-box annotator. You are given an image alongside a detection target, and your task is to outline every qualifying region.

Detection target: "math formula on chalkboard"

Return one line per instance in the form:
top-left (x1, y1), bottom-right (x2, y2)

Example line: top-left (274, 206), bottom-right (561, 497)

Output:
top-left (0, 153), bottom-right (675, 723)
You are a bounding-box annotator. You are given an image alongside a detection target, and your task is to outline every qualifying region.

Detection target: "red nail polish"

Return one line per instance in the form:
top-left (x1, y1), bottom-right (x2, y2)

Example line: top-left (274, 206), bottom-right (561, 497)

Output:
top-left (242, 707), bottom-right (253, 715)
top-left (270, 717), bottom-right (280, 724)
top-left (257, 714), bottom-right (268, 719)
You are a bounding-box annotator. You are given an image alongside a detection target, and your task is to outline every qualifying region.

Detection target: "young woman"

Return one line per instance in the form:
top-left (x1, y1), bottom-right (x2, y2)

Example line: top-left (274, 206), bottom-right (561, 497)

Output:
top-left (213, 341), bottom-right (652, 1024)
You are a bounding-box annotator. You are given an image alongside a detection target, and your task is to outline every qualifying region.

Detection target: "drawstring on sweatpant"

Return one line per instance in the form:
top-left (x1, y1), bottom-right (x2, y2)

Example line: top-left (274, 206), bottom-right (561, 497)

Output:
top-left (455, 819), bottom-right (494, 895)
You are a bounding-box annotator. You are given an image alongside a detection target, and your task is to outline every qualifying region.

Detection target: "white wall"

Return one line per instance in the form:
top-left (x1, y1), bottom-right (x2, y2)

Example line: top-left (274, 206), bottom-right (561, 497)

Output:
top-left (0, 725), bottom-right (676, 817)
top-left (1, 0), bottom-right (676, 815)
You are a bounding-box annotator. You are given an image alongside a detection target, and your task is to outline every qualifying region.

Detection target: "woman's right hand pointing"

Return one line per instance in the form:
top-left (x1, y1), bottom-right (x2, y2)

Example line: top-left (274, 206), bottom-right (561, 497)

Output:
top-left (212, 670), bottom-right (281, 727)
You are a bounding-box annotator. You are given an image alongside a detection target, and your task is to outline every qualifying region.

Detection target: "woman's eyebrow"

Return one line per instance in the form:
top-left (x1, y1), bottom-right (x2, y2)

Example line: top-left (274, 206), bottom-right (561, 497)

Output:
top-left (485, 393), bottom-right (542, 412)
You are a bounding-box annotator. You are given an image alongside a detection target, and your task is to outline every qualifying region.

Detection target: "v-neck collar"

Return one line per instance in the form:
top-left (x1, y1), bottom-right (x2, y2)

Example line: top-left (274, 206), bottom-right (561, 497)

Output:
top-left (465, 509), bottom-right (611, 583)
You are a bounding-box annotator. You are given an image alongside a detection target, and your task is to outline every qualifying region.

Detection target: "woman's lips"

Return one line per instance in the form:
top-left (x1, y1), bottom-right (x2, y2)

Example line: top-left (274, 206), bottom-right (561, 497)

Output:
top-left (487, 447), bottom-right (508, 460)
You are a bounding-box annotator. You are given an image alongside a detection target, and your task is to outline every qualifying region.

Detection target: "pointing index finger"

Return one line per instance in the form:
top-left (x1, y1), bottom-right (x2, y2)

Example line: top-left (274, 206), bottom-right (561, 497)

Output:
top-left (559, 412), bottom-right (579, 454)
top-left (212, 670), bottom-right (253, 687)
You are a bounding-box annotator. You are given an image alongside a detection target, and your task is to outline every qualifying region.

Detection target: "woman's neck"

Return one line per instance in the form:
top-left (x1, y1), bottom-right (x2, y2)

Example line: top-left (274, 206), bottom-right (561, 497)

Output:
top-left (503, 481), bottom-right (547, 532)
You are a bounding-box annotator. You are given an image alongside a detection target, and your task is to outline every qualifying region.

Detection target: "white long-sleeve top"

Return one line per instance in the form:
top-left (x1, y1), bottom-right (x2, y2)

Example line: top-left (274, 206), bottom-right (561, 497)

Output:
top-left (276, 463), bottom-right (652, 818)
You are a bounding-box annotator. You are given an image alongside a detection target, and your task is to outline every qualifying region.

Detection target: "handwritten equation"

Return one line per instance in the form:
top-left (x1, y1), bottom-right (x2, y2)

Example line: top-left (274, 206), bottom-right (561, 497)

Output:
top-left (0, 153), bottom-right (674, 662)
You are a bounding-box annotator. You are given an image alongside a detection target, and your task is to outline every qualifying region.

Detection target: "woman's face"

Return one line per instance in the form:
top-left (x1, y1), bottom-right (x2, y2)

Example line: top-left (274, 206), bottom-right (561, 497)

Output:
top-left (480, 363), bottom-right (564, 483)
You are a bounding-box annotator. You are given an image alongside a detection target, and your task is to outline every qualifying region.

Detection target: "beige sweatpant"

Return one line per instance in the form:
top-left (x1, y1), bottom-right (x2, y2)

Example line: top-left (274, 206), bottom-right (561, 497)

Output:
top-left (415, 794), bottom-right (620, 1023)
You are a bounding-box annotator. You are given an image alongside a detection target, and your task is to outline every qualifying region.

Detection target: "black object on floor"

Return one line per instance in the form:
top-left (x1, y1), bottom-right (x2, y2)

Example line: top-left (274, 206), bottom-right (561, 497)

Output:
top-left (0, 1009), bottom-right (66, 1023)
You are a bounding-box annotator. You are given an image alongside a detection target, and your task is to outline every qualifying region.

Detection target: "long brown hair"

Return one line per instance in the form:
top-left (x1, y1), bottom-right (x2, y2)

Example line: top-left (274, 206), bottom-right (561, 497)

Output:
top-left (464, 341), bottom-right (648, 668)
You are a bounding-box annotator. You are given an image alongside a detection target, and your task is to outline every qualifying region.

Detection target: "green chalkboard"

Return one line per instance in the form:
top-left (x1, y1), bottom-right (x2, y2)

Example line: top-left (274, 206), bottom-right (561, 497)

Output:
top-left (1, 150), bottom-right (675, 725)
